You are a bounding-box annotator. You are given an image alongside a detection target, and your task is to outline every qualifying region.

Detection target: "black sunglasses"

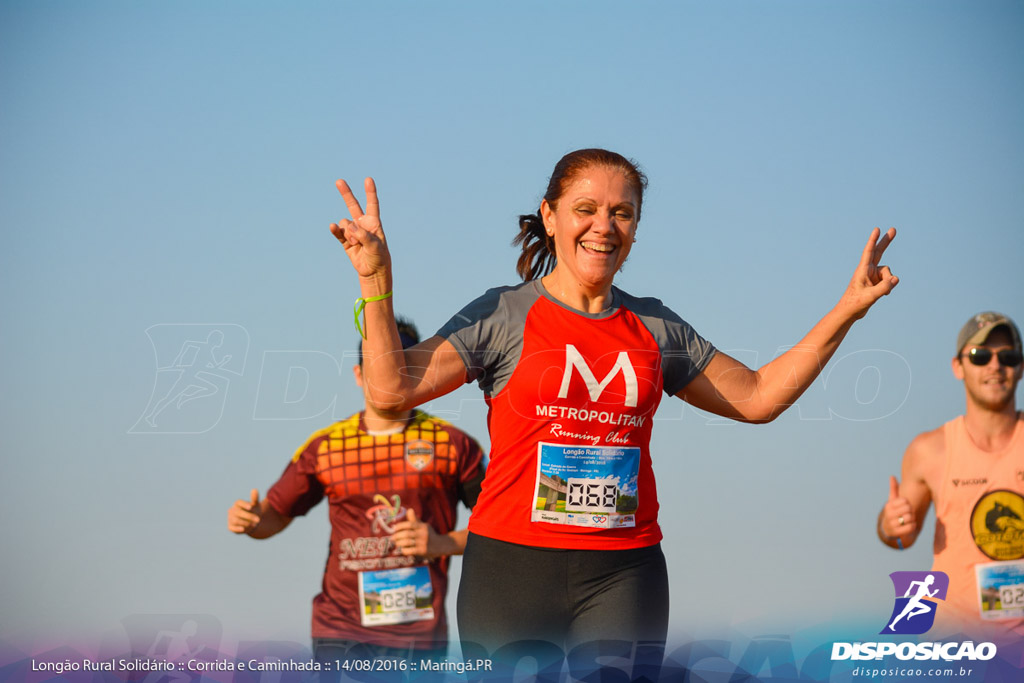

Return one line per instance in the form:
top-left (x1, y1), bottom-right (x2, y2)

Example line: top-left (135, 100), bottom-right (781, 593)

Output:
top-left (963, 347), bottom-right (1023, 367)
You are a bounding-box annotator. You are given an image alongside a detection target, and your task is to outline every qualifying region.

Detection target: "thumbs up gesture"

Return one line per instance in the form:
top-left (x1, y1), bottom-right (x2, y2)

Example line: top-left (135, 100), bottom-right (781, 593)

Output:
top-left (881, 476), bottom-right (915, 539)
top-left (228, 488), bottom-right (263, 535)
top-left (390, 508), bottom-right (438, 559)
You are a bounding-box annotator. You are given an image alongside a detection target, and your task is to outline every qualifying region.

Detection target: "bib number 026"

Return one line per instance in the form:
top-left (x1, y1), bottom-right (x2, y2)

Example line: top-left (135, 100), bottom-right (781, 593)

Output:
top-left (999, 584), bottom-right (1024, 610)
top-left (379, 587), bottom-right (415, 613)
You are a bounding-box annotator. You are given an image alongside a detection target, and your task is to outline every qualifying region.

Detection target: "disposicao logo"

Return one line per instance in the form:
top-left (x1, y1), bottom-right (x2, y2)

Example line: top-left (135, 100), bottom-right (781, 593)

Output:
top-left (831, 570), bottom-right (997, 663)
top-left (881, 571), bottom-right (949, 635)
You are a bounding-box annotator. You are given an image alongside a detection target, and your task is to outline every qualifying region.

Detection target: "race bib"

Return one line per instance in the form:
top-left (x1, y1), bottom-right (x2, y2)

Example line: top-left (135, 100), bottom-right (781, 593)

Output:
top-left (357, 566), bottom-right (434, 627)
top-left (531, 442), bottom-right (640, 529)
top-left (975, 560), bottom-right (1024, 621)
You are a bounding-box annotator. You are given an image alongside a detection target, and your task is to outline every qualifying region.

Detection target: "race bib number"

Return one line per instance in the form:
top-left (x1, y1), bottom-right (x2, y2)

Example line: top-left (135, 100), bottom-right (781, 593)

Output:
top-left (975, 560), bottom-right (1024, 621)
top-left (531, 442), bottom-right (640, 529)
top-left (357, 566), bottom-right (434, 627)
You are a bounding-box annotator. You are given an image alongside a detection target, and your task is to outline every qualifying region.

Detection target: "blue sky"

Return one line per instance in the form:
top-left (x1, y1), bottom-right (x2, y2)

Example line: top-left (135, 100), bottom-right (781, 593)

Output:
top-left (1, 0), bottom-right (1022, 666)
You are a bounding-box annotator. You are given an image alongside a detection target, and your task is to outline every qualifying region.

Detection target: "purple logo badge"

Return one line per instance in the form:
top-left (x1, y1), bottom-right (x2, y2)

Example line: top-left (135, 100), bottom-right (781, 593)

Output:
top-left (880, 571), bottom-right (949, 635)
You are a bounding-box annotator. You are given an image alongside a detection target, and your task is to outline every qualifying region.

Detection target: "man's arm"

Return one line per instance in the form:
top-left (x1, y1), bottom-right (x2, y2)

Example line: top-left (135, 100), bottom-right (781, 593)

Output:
top-left (877, 429), bottom-right (942, 549)
top-left (227, 489), bottom-right (293, 539)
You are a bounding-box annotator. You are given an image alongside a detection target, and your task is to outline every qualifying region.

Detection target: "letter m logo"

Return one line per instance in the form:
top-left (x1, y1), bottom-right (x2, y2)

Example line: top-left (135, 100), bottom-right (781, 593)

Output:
top-left (558, 344), bottom-right (638, 407)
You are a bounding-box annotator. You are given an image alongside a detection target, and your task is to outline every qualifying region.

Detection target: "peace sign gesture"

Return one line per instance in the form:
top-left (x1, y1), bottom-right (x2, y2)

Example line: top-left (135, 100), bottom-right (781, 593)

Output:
top-left (838, 227), bottom-right (899, 321)
top-left (330, 177), bottom-right (392, 284)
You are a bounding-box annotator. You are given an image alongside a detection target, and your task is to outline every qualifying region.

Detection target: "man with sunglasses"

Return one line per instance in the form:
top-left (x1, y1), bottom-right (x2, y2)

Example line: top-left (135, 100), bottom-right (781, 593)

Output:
top-left (878, 312), bottom-right (1024, 642)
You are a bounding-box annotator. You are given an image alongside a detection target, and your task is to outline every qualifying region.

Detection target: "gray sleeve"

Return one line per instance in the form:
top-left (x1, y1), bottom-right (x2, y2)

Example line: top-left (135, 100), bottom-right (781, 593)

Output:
top-left (619, 291), bottom-right (717, 396)
top-left (659, 314), bottom-right (717, 395)
top-left (435, 286), bottom-right (520, 394)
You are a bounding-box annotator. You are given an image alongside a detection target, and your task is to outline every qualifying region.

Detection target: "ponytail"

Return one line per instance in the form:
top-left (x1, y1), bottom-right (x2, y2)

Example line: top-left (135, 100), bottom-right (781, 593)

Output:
top-left (513, 211), bottom-right (556, 281)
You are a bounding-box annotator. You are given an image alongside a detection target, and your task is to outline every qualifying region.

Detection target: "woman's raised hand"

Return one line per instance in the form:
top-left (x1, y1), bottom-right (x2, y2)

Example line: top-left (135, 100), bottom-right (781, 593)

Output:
top-left (838, 227), bottom-right (899, 320)
top-left (330, 177), bottom-right (391, 282)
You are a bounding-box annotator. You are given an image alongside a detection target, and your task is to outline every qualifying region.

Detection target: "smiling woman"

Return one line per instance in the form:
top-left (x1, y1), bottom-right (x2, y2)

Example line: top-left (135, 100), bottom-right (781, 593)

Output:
top-left (329, 148), bottom-right (899, 673)
top-left (513, 148), bottom-right (647, 301)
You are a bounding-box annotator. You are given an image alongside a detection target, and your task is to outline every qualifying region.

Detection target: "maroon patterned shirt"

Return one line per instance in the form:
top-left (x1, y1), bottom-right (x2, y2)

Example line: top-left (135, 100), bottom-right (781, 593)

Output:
top-left (266, 410), bottom-right (485, 648)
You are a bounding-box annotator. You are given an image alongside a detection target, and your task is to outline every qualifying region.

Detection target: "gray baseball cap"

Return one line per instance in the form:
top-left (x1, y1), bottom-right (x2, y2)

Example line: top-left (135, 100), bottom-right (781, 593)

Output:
top-left (955, 311), bottom-right (1022, 355)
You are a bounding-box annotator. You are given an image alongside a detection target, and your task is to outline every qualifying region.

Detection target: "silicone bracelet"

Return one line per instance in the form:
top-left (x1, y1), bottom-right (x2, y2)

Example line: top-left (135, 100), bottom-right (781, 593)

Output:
top-left (353, 291), bottom-right (393, 339)
top-left (879, 517), bottom-right (905, 550)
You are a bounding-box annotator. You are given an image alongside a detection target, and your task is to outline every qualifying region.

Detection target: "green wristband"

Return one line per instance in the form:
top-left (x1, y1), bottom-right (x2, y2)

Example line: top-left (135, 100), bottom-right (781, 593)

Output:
top-left (353, 291), bottom-right (393, 339)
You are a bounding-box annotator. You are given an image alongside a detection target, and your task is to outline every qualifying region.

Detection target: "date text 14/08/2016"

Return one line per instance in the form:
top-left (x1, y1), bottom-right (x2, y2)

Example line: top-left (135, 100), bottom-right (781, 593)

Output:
top-left (338, 658), bottom-right (494, 674)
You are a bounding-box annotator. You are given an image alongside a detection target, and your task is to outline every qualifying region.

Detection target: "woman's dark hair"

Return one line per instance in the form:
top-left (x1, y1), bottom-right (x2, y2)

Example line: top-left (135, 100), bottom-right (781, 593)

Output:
top-left (513, 148), bottom-right (648, 281)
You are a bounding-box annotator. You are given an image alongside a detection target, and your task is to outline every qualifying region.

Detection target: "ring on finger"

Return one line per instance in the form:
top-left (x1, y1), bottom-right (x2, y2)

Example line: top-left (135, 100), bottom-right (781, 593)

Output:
top-left (898, 516), bottom-right (904, 525)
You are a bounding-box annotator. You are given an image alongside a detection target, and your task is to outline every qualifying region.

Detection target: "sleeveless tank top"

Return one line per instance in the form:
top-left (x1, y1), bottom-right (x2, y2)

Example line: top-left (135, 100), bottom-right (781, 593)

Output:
top-left (930, 413), bottom-right (1024, 641)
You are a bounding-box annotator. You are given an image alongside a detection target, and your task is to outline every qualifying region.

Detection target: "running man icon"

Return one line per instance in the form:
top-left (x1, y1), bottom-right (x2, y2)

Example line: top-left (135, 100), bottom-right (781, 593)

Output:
top-left (882, 571), bottom-right (950, 635)
top-left (889, 575), bottom-right (938, 630)
top-left (131, 324), bottom-right (248, 434)
top-left (143, 330), bottom-right (232, 427)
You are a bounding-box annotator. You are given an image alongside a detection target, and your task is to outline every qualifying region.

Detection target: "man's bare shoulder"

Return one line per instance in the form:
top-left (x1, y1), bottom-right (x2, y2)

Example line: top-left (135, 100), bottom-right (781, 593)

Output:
top-left (903, 423), bottom-right (947, 479)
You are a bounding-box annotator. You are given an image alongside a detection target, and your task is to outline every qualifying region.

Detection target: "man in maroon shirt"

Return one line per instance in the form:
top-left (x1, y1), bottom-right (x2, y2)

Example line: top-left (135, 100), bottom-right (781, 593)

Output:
top-left (227, 318), bottom-right (485, 665)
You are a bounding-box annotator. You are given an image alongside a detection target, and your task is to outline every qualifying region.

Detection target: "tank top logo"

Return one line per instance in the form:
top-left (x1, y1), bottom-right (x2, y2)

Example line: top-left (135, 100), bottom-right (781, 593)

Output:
top-left (969, 490), bottom-right (1024, 560)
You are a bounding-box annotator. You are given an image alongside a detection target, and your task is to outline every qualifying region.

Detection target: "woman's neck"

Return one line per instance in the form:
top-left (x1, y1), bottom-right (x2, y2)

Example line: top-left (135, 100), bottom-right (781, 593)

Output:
top-left (540, 272), bottom-right (615, 314)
